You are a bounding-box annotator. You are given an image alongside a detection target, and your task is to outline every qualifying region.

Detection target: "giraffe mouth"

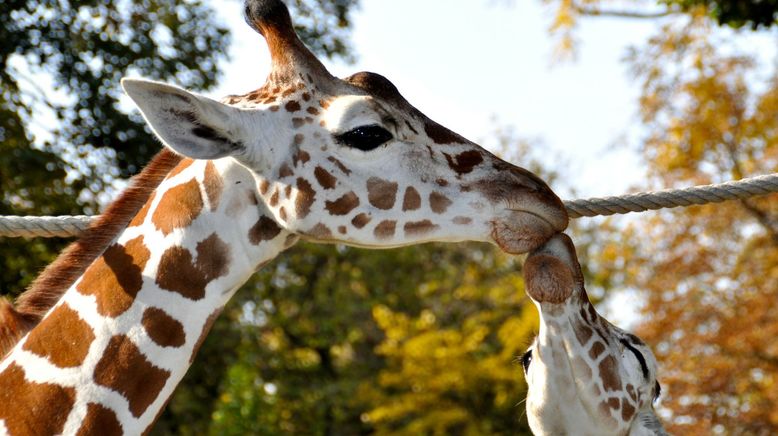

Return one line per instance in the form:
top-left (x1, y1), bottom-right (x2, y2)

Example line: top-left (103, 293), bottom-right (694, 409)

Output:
top-left (490, 208), bottom-right (559, 254)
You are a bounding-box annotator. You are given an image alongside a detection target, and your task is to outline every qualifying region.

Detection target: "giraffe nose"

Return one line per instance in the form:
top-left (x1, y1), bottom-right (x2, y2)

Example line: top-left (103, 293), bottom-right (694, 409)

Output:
top-left (523, 233), bottom-right (584, 304)
top-left (507, 167), bottom-right (569, 233)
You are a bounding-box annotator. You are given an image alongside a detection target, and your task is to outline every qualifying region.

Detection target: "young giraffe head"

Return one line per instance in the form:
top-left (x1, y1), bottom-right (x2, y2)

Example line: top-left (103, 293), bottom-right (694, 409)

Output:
top-left (521, 234), bottom-right (667, 435)
top-left (122, 0), bottom-right (567, 254)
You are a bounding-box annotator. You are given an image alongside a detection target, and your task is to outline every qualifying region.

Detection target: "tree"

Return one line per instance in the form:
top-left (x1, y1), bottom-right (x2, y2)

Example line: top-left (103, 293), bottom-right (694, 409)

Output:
top-left (0, 0), bottom-right (230, 294)
top-left (0, 0), bottom-right (359, 296)
top-left (543, 0), bottom-right (777, 432)
top-left (546, 0), bottom-right (776, 59)
top-left (619, 20), bottom-right (777, 433)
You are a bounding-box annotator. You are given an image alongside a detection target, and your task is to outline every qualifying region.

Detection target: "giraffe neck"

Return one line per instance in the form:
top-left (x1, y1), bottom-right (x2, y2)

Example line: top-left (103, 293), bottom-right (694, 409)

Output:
top-left (531, 295), bottom-right (635, 435)
top-left (0, 158), bottom-right (294, 435)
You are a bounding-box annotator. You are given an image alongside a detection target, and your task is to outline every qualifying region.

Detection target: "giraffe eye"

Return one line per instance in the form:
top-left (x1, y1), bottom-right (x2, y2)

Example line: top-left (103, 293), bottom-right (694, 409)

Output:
top-left (521, 349), bottom-right (532, 373)
top-left (335, 125), bottom-right (393, 151)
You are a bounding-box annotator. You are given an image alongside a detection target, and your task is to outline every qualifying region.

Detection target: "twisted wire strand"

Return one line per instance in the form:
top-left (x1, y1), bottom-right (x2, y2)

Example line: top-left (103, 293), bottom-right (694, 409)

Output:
top-left (1, 174), bottom-right (776, 238)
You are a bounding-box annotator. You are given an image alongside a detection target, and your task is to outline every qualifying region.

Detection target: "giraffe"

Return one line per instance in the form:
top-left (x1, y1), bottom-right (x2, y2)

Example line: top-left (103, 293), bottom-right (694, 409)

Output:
top-left (0, 0), bottom-right (569, 434)
top-left (520, 233), bottom-right (667, 435)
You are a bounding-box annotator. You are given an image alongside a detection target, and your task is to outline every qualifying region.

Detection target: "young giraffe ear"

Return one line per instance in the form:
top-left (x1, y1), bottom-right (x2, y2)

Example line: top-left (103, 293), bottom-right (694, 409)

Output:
top-left (122, 78), bottom-right (245, 160)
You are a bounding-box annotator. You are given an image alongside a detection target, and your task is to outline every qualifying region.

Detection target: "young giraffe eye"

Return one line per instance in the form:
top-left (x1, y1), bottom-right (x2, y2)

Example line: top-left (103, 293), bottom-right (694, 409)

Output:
top-left (521, 349), bottom-right (533, 373)
top-left (335, 124), bottom-right (393, 151)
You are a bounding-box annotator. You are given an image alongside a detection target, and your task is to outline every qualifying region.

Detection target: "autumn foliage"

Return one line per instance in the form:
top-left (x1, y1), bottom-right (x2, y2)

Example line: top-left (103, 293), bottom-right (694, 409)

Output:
top-left (554, 6), bottom-right (778, 434)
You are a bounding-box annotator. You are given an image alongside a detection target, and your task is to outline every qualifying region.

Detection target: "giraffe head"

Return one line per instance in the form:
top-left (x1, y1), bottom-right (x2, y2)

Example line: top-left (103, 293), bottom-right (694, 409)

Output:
top-left (121, 0), bottom-right (567, 254)
top-left (521, 234), bottom-right (666, 435)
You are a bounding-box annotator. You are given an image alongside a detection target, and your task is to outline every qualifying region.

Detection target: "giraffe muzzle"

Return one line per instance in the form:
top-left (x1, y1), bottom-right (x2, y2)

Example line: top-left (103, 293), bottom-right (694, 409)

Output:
top-left (523, 233), bottom-right (584, 303)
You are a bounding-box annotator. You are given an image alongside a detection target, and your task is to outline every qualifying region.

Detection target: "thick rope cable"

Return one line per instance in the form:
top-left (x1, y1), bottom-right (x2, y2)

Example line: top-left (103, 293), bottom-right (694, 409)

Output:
top-left (0, 174), bottom-right (776, 238)
top-left (564, 173), bottom-right (778, 218)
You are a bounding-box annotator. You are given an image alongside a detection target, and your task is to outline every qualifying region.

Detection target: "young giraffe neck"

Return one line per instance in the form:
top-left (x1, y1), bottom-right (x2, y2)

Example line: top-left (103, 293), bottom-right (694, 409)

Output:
top-left (0, 158), bottom-right (294, 435)
top-left (523, 234), bottom-right (665, 436)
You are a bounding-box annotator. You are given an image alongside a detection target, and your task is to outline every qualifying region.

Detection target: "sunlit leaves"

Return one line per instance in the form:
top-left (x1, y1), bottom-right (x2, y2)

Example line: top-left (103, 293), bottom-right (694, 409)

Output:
top-left (584, 9), bottom-right (778, 433)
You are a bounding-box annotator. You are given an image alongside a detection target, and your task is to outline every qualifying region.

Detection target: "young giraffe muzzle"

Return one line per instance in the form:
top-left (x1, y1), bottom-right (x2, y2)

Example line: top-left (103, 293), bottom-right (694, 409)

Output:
top-left (522, 234), bottom-right (667, 436)
top-left (123, 0), bottom-right (568, 254)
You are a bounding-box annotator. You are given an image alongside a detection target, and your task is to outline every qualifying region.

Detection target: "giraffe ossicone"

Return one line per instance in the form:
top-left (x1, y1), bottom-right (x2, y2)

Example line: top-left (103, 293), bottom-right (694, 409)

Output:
top-left (0, 0), bottom-right (568, 434)
top-left (521, 233), bottom-right (667, 436)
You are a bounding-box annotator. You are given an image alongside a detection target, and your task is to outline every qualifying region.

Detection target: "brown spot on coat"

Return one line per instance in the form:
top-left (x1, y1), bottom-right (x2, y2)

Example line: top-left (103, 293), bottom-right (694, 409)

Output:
top-left (590, 341), bottom-right (606, 360)
top-left (338, 226), bottom-right (347, 234)
top-left (294, 133), bottom-right (305, 145)
top-left (402, 187), bottom-right (421, 211)
top-left (204, 162), bottom-right (223, 211)
top-left (445, 150), bottom-right (484, 175)
top-left (599, 355), bottom-right (623, 392)
top-left (306, 106), bottom-right (320, 115)
top-left (404, 220), bottom-right (439, 236)
top-left (367, 177), bottom-right (398, 210)
top-left (326, 192), bottom-right (360, 216)
top-left (77, 236), bottom-right (151, 317)
top-left (0, 363), bottom-right (76, 435)
top-left (327, 157), bottom-right (352, 175)
top-left (307, 223), bottom-right (332, 239)
top-left (292, 118), bottom-right (305, 128)
top-left (23, 304), bottom-right (96, 368)
top-left (156, 233), bottom-right (230, 300)
top-left (429, 191), bottom-right (452, 214)
top-left (621, 398), bottom-right (636, 421)
top-left (626, 384), bottom-right (638, 403)
top-left (314, 167), bottom-right (337, 189)
top-left (424, 120), bottom-right (466, 145)
top-left (152, 179), bottom-right (203, 235)
top-left (249, 216), bottom-right (283, 245)
top-left (259, 179), bottom-right (270, 195)
top-left (285, 100), bottom-right (301, 112)
top-left (293, 150), bottom-right (311, 166)
top-left (374, 220), bottom-right (397, 239)
top-left (608, 397), bottom-right (620, 410)
top-left (93, 335), bottom-right (170, 417)
top-left (453, 216), bottom-right (472, 225)
top-left (167, 158), bottom-right (195, 179)
top-left (352, 213), bottom-right (371, 229)
top-left (279, 163), bottom-right (294, 178)
top-left (295, 178), bottom-right (316, 218)
top-left (142, 307), bottom-right (186, 348)
top-left (269, 189), bottom-right (280, 207)
top-left (77, 403), bottom-right (123, 436)
top-left (575, 323), bottom-right (594, 345)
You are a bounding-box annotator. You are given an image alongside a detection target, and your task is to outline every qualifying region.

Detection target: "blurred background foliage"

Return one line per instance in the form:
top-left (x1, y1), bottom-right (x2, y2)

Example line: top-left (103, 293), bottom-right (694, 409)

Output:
top-left (0, 0), bottom-right (776, 435)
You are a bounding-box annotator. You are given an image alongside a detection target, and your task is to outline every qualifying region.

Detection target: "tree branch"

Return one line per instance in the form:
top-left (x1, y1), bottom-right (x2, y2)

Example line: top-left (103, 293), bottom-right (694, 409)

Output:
top-left (573, 5), bottom-right (676, 19)
top-left (724, 140), bottom-right (778, 243)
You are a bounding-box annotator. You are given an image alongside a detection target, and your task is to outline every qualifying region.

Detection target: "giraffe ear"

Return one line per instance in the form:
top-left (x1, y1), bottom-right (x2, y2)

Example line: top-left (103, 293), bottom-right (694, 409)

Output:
top-left (122, 78), bottom-right (245, 160)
